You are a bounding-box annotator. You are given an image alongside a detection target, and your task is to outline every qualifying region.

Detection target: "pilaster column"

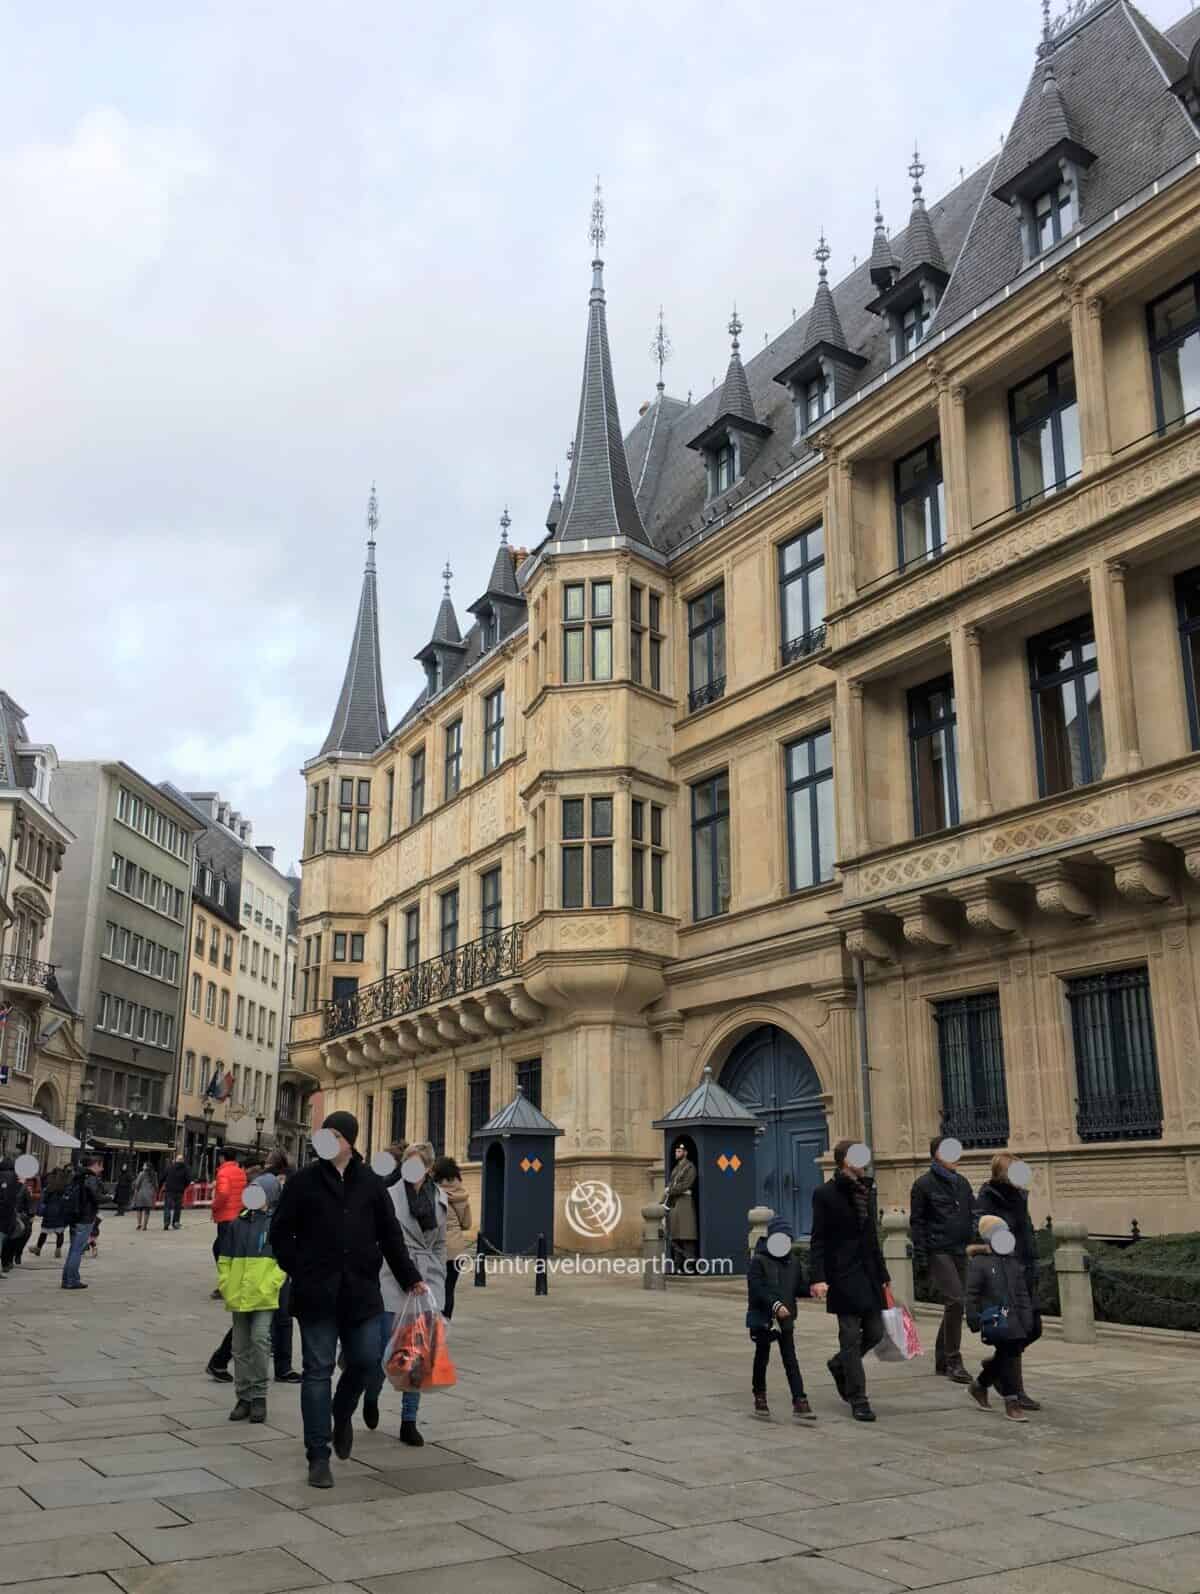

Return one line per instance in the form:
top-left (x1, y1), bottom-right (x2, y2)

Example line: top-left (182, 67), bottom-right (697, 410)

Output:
top-left (543, 782), bottom-right (560, 910)
top-left (1090, 557), bottom-right (1142, 777)
top-left (820, 443), bottom-right (857, 610)
top-left (614, 776), bottom-right (633, 907)
top-left (1067, 286), bottom-right (1113, 475)
top-left (949, 621), bottom-right (992, 819)
top-left (932, 361), bottom-right (970, 542)
top-left (835, 676), bottom-right (869, 857)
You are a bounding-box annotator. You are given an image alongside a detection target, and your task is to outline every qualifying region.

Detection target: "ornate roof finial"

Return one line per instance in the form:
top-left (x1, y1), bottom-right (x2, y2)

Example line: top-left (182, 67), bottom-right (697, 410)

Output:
top-left (365, 481), bottom-right (378, 571)
top-left (909, 143), bottom-right (925, 201)
top-left (815, 229), bottom-right (831, 282)
top-left (589, 175), bottom-right (605, 258)
top-left (499, 506), bottom-right (511, 544)
top-left (875, 188), bottom-right (884, 227)
top-left (728, 304), bottom-right (743, 353)
top-left (553, 468), bottom-right (561, 494)
top-left (441, 560), bottom-right (453, 598)
top-left (651, 305), bottom-right (672, 393)
top-left (1042, 0), bottom-right (1051, 41)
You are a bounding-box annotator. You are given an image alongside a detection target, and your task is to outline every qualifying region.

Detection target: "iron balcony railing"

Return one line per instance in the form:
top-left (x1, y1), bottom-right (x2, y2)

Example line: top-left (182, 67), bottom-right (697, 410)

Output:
top-left (780, 626), bottom-right (827, 667)
top-left (939, 1102), bottom-right (1010, 1151)
top-left (1076, 1088), bottom-right (1163, 1143)
top-left (324, 924), bottom-right (523, 1039)
top-left (688, 676), bottom-right (727, 713)
top-left (0, 953), bottom-right (56, 992)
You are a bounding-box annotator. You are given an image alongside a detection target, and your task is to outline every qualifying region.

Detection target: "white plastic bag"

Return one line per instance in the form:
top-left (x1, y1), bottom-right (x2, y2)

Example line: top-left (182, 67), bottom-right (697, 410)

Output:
top-left (874, 1302), bottom-right (922, 1362)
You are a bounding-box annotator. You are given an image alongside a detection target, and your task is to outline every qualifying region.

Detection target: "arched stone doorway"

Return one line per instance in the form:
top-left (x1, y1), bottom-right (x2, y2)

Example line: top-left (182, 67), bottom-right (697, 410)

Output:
top-left (720, 1025), bottom-right (828, 1237)
top-left (33, 1082), bottom-right (59, 1127)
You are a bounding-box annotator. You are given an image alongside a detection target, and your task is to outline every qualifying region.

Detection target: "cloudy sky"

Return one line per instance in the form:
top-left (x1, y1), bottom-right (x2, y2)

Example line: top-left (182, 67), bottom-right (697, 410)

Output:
top-left (3, 0), bottom-right (1188, 864)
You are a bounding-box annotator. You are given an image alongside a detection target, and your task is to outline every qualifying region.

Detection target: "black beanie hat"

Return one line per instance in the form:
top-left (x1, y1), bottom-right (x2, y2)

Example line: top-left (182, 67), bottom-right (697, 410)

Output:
top-left (322, 1110), bottom-right (359, 1146)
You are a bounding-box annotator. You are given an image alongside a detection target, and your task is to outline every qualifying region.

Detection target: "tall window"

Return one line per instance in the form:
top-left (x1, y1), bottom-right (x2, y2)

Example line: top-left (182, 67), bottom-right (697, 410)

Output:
top-left (563, 583), bottom-right (586, 682)
top-left (691, 772), bottom-right (731, 921)
top-left (440, 889), bottom-right (459, 956)
top-left (714, 439), bottom-right (736, 494)
top-left (404, 906), bottom-right (420, 969)
top-left (307, 779), bottom-right (329, 854)
top-left (899, 296), bottom-right (931, 355)
top-left (1010, 356), bottom-right (1080, 509)
top-left (934, 992), bottom-right (1010, 1149)
top-left (410, 749), bottom-right (425, 823)
top-left (218, 989), bottom-right (230, 1029)
top-left (562, 581), bottom-right (612, 682)
top-left (779, 524), bottom-right (827, 664)
top-left (335, 777), bottom-right (371, 851)
top-left (590, 581), bottom-right (613, 681)
top-left (909, 677), bottom-right (960, 835)
top-left (426, 1077), bottom-right (446, 1158)
top-left (1030, 183), bottom-right (1077, 257)
top-left (785, 729), bottom-right (834, 891)
top-left (560, 797), bottom-right (612, 908)
top-left (648, 592), bottom-right (664, 690)
top-left (631, 800), bottom-right (667, 913)
top-left (630, 583), bottom-right (645, 682)
top-left (385, 768), bottom-right (395, 838)
top-left (1177, 567), bottom-right (1200, 749)
top-left (481, 867), bottom-right (502, 936)
top-left (688, 585), bottom-right (726, 711)
top-left (895, 439), bottom-right (945, 569)
top-left (467, 1067), bottom-right (492, 1160)
top-left (184, 1050), bottom-right (195, 1093)
top-left (191, 973), bottom-right (201, 1015)
top-left (444, 720), bottom-right (462, 799)
top-left (1067, 968), bottom-right (1163, 1142)
top-left (1029, 616), bottom-right (1104, 795)
top-left (516, 1058), bottom-right (542, 1110)
top-left (390, 1086), bottom-right (407, 1146)
top-left (1148, 273), bottom-right (1200, 433)
top-left (483, 688), bottom-right (504, 774)
top-left (379, 920), bottom-right (389, 978)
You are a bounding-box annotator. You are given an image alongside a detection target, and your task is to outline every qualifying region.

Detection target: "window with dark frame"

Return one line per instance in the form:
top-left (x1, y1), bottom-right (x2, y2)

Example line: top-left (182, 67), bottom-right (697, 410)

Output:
top-left (516, 1058), bottom-right (542, 1110)
top-left (934, 992), bottom-right (1010, 1149)
top-left (688, 585), bottom-right (726, 711)
top-left (444, 720), bottom-right (462, 799)
top-left (779, 524), bottom-right (827, 664)
top-left (350, 933), bottom-right (364, 962)
top-left (648, 591), bottom-right (664, 690)
top-left (481, 867), bottom-right (502, 937)
top-left (714, 439), bottom-right (736, 494)
top-left (908, 677), bottom-right (960, 836)
top-left (691, 772), bottom-right (731, 920)
top-left (590, 796), bottom-right (613, 908)
top-left (561, 798), bottom-right (585, 909)
top-left (390, 1086), bottom-right (407, 1146)
top-left (404, 905), bottom-right (420, 970)
top-left (1031, 183), bottom-right (1077, 258)
top-left (591, 581), bottom-right (613, 681)
top-left (1010, 355), bottom-right (1080, 510)
top-left (560, 796), bottom-right (612, 908)
top-left (1148, 273), bottom-right (1200, 434)
top-left (483, 687), bottom-right (504, 773)
top-left (784, 729), bottom-right (834, 891)
top-left (631, 799), bottom-right (667, 913)
top-left (895, 439), bottom-right (946, 570)
top-left (1177, 567), bottom-right (1200, 749)
top-left (426, 1077), bottom-right (446, 1158)
top-left (385, 768), bottom-right (395, 838)
top-left (333, 933), bottom-right (347, 962)
top-left (630, 583), bottom-right (644, 682)
top-left (467, 1067), bottom-right (492, 1160)
top-left (1028, 616), bottom-right (1104, 796)
top-left (439, 888), bottom-right (459, 956)
top-left (1067, 967), bottom-right (1163, 1142)
top-left (410, 749), bottom-right (425, 823)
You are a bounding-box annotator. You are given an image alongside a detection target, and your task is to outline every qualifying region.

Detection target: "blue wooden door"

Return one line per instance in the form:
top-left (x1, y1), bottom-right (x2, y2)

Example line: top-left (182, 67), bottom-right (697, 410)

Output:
top-left (720, 1026), bottom-right (828, 1236)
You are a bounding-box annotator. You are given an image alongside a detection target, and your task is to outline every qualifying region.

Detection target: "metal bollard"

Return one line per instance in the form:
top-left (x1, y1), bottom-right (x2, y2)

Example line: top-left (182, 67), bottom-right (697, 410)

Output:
top-left (474, 1245), bottom-right (487, 1288)
top-left (748, 1205), bottom-right (774, 1256)
top-left (881, 1211), bottom-right (914, 1310)
top-left (642, 1202), bottom-right (668, 1291)
top-left (1053, 1221), bottom-right (1096, 1344)
top-left (534, 1232), bottom-right (549, 1297)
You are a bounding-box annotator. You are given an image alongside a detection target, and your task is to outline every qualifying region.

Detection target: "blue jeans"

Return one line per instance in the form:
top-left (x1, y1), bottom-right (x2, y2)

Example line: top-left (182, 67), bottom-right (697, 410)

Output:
top-left (298, 1313), bottom-right (385, 1462)
top-left (366, 1311), bottom-right (420, 1423)
top-left (163, 1196), bottom-right (183, 1228)
top-left (62, 1222), bottom-right (92, 1287)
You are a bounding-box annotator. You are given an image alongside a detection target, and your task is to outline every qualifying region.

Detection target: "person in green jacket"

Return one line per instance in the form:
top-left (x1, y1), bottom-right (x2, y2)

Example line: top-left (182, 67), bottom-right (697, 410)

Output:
top-left (215, 1173), bottom-right (286, 1423)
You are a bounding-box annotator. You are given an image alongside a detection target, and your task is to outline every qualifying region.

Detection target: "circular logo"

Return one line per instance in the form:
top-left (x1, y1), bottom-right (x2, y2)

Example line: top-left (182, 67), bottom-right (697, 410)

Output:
top-left (564, 1180), bottom-right (622, 1238)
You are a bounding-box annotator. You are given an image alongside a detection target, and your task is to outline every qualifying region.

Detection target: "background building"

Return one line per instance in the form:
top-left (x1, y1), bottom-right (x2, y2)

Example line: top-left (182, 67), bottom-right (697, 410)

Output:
top-left (0, 692), bottom-right (82, 1164)
top-left (274, 868), bottom-right (316, 1166)
top-left (291, 2), bottom-right (1200, 1243)
top-left (50, 763), bottom-right (202, 1174)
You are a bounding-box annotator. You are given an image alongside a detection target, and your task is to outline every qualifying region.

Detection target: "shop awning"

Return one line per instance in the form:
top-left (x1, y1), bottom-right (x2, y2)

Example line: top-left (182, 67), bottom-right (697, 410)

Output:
top-left (0, 1107), bottom-right (80, 1149)
top-left (90, 1133), bottom-right (173, 1152)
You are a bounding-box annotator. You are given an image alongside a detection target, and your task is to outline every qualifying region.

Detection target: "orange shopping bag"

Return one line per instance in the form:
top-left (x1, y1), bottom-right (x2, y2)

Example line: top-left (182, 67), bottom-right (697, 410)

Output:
top-left (384, 1292), bottom-right (457, 1392)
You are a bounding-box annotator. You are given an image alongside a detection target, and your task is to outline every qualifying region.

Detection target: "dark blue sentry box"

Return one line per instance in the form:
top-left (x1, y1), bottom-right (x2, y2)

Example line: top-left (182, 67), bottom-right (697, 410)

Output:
top-left (476, 1088), bottom-right (563, 1255)
top-left (653, 1067), bottom-right (761, 1277)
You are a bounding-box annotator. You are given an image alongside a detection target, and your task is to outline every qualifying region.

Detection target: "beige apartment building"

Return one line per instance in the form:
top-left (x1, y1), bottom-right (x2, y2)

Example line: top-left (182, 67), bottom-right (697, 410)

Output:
top-left (291, 2), bottom-right (1200, 1243)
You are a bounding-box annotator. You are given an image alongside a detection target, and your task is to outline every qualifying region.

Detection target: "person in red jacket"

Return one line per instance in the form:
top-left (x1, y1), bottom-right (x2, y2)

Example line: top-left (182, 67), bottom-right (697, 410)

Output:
top-left (210, 1149), bottom-right (247, 1280)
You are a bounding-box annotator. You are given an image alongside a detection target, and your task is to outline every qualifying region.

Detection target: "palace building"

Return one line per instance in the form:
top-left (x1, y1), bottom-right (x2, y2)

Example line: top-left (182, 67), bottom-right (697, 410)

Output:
top-left (290, 0), bottom-right (1200, 1244)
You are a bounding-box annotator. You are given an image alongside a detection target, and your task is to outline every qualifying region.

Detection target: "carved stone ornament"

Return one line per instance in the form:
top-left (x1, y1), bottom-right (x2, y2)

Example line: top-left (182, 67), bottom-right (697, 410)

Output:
top-left (840, 913), bottom-right (895, 963)
top-left (1018, 861), bottom-right (1096, 921)
top-left (895, 896), bottom-right (956, 951)
top-left (950, 879), bottom-right (1021, 935)
top-left (1094, 838), bottom-right (1174, 906)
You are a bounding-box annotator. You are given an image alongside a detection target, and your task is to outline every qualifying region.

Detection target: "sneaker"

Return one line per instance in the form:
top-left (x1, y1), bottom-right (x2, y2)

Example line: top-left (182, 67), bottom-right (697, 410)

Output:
top-left (249, 1400), bottom-right (267, 1424)
top-left (399, 1421), bottom-right (424, 1447)
top-left (968, 1380), bottom-right (991, 1410)
top-left (206, 1360), bottom-right (233, 1384)
top-left (363, 1397), bottom-right (380, 1431)
top-left (229, 1401), bottom-right (252, 1422)
top-left (274, 1370), bottom-right (302, 1384)
top-left (210, 1288), bottom-right (222, 1300)
top-left (307, 1459), bottom-right (334, 1489)
top-left (1017, 1391), bottom-right (1041, 1411)
top-left (793, 1397), bottom-right (817, 1422)
top-left (946, 1363), bottom-right (973, 1386)
top-left (333, 1416), bottom-right (353, 1460)
top-left (851, 1400), bottom-right (877, 1423)
top-left (753, 1393), bottom-right (770, 1420)
top-left (1004, 1397), bottom-right (1029, 1422)
top-left (827, 1356), bottom-right (848, 1403)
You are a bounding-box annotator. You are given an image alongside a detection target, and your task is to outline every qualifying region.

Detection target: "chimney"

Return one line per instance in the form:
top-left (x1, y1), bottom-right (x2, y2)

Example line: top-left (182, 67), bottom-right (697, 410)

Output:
top-left (256, 844), bottom-right (275, 865)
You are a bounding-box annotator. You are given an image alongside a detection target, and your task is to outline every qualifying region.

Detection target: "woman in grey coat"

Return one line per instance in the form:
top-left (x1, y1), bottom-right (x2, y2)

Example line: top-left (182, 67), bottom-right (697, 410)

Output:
top-left (131, 1166), bottom-right (158, 1231)
top-left (374, 1141), bottom-right (448, 1448)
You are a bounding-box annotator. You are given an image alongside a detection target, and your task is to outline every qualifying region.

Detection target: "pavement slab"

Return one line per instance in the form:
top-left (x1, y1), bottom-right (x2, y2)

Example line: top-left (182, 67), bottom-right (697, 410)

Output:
top-left (516, 1541), bottom-right (689, 1590)
top-left (1069, 1535), bottom-right (1200, 1593)
top-left (0, 1530), bottom-right (148, 1586)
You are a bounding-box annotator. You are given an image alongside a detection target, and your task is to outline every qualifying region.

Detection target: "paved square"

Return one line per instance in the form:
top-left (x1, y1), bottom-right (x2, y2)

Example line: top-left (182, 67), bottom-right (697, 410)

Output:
top-left (0, 1216), bottom-right (1197, 1591)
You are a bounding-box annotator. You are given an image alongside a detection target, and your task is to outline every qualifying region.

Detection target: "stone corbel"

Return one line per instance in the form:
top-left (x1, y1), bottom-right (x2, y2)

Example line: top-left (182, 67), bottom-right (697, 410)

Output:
top-left (482, 992), bottom-right (518, 1032)
top-left (1094, 837), bottom-right (1175, 906)
top-left (321, 1043), bottom-right (350, 1078)
top-left (435, 1009), bottom-right (465, 1047)
top-left (837, 910), bottom-right (897, 964)
top-left (360, 1036), bottom-right (391, 1066)
top-left (949, 878), bottom-right (1023, 936)
top-left (508, 988), bottom-right (545, 1027)
top-left (893, 893), bottom-right (957, 951)
top-left (343, 1042), bottom-right (369, 1070)
top-left (1018, 860), bottom-right (1097, 921)
top-left (455, 1001), bottom-right (490, 1039)
top-left (415, 1019), bottom-right (441, 1051)
top-left (1160, 819), bottom-right (1200, 886)
top-left (381, 1022), bottom-right (422, 1057)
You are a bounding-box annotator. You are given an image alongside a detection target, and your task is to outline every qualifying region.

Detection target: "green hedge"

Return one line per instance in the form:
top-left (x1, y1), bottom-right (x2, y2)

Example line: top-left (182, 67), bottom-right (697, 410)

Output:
top-left (1086, 1233), bottom-right (1200, 1333)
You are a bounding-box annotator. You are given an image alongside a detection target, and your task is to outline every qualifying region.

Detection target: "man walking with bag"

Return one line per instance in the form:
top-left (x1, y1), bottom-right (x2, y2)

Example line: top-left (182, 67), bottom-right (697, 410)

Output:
top-left (269, 1111), bottom-right (425, 1490)
top-left (61, 1153), bottom-right (104, 1290)
top-left (809, 1140), bottom-right (889, 1424)
top-left (910, 1136), bottom-right (974, 1384)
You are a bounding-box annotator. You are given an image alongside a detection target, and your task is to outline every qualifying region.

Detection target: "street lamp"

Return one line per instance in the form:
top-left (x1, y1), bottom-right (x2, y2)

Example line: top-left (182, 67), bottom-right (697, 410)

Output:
top-left (201, 1098), bottom-right (215, 1182)
top-left (254, 1112), bottom-right (265, 1158)
top-left (76, 1077), bottom-right (95, 1163)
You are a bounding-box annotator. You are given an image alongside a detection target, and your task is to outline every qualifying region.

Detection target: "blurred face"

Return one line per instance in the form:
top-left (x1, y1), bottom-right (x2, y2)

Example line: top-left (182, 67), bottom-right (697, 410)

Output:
top-left (328, 1129), bottom-right (352, 1159)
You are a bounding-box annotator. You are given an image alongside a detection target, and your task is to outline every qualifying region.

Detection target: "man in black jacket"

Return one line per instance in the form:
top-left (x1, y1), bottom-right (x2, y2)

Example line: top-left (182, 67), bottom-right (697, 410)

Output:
top-left (910, 1136), bottom-right (974, 1384)
top-left (269, 1111), bottom-right (425, 1489)
top-left (809, 1139), bottom-right (889, 1423)
top-left (62, 1153), bottom-right (104, 1290)
top-left (160, 1156), bottom-right (192, 1231)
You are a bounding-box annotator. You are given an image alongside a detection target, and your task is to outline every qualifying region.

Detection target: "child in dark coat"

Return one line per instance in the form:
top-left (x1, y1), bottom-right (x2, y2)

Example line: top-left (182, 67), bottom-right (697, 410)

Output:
top-left (965, 1214), bottom-right (1037, 1422)
top-left (746, 1217), bottom-right (816, 1422)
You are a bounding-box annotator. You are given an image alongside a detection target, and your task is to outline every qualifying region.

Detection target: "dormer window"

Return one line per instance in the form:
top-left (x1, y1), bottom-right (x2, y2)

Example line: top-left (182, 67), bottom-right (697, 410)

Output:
top-left (714, 440), bottom-right (737, 495)
top-left (1033, 183), bottom-right (1077, 256)
top-left (805, 373), bottom-right (830, 431)
top-left (480, 607), bottom-right (498, 651)
top-left (424, 657), bottom-right (441, 696)
top-left (902, 300), bottom-right (929, 356)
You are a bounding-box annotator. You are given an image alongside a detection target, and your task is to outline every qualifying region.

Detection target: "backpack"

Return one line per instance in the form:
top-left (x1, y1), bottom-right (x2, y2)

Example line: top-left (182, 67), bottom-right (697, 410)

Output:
top-left (978, 1258), bottom-right (1023, 1343)
top-left (61, 1176), bottom-right (86, 1226)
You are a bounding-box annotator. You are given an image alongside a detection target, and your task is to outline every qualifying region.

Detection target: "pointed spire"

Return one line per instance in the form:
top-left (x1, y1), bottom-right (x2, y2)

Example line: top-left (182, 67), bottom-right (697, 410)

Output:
top-left (546, 469), bottom-right (563, 534)
top-left (869, 190), bottom-right (898, 289)
top-left (714, 304), bottom-right (758, 426)
top-left (899, 143), bottom-right (947, 275)
top-left (319, 491), bottom-right (389, 757)
top-left (477, 510), bottom-right (521, 603)
top-left (431, 560), bottom-right (462, 646)
top-left (802, 231), bottom-right (850, 353)
top-left (556, 180), bottom-right (651, 546)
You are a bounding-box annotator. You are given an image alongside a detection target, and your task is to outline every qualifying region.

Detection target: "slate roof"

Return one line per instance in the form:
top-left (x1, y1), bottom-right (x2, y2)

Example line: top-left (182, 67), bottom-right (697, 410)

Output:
top-left (652, 1068), bottom-right (762, 1129)
top-left (477, 1090), bottom-right (563, 1137)
top-left (160, 782), bottom-right (245, 927)
top-left (321, 535), bottom-right (389, 758)
top-left (0, 693), bottom-right (29, 790)
top-left (1167, 4), bottom-right (1200, 56)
